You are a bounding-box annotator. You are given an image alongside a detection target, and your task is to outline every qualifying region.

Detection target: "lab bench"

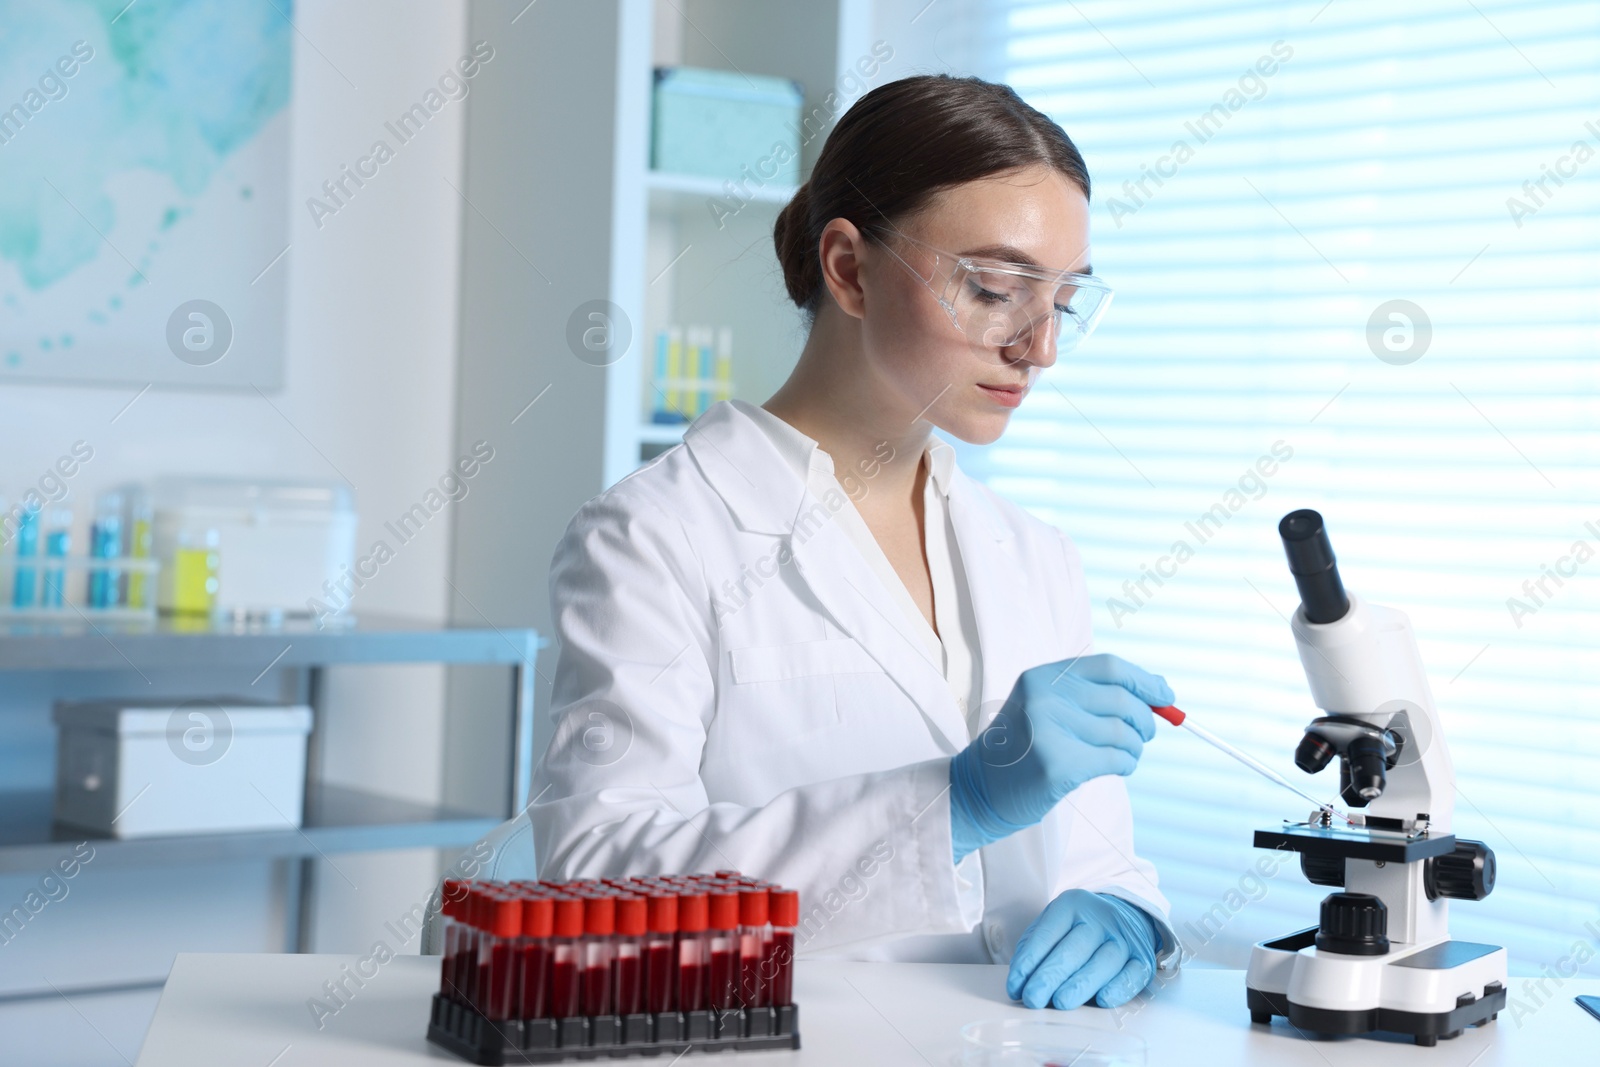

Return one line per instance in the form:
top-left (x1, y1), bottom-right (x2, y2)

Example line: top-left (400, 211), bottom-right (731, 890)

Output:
top-left (0, 613), bottom-right (542, 953)
top-left (134, 953), bottom-right (1597, 1065)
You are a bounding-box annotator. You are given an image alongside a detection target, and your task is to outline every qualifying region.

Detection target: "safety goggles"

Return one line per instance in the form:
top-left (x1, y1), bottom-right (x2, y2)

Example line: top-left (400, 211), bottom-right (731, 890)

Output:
top-left (868, 227), bottom-right (1113, 363)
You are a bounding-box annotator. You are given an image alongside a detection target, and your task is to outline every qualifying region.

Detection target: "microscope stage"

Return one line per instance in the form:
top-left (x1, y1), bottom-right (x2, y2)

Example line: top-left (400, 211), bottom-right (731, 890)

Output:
top-left (1254, 822), bottom-right (1458, 863)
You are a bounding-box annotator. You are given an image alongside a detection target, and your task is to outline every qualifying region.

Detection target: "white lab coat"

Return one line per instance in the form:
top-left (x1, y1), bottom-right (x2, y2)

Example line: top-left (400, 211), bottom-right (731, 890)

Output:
top-left (529, 399), bottom-right (1177, 968)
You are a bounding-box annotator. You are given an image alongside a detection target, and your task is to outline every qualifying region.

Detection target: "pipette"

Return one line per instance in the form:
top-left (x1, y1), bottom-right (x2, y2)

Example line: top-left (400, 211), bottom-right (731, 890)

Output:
top-left (1152, 705), bottom-right (1351, 824)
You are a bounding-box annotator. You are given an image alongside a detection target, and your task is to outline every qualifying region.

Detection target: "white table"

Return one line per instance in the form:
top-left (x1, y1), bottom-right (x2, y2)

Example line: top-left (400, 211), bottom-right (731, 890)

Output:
top-left (134, 953), bottom-right (1596, 1065)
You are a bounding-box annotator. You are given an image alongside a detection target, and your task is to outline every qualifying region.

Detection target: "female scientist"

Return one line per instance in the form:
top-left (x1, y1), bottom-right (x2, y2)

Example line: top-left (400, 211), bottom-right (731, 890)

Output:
top-left (529, 74), bottom-right (1180, 1011)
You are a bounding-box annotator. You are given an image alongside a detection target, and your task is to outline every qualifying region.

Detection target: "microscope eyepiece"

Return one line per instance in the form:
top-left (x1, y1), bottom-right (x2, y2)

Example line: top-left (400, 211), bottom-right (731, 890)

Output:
top-left (1279, 509), bottom-right (1351, 624)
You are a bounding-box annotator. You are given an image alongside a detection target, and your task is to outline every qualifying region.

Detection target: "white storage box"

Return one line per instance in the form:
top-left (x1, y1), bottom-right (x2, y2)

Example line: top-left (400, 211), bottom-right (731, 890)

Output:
top-left (52, 700), bottom-right (313, 838)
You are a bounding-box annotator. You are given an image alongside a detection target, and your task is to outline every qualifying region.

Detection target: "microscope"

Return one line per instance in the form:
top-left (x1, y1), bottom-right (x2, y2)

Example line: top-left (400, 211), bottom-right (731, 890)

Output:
top-left (1244, 509), bottom-right (1507, 1046)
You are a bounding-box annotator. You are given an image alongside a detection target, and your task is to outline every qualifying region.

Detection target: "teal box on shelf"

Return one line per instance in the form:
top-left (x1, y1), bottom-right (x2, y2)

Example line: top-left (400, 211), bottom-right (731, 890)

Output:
top-left (651, 66), bottom-right (804, 185)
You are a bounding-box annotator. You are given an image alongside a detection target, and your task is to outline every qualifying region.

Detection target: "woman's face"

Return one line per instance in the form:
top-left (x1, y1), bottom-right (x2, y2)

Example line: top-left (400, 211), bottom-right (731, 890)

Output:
top-left (857, 164), bottom-right (1092, 445)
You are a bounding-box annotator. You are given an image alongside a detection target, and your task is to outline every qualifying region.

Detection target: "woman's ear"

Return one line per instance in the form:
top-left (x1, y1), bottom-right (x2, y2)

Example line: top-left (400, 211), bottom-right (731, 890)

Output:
top-left (816, 217), bottom-right (870, 321)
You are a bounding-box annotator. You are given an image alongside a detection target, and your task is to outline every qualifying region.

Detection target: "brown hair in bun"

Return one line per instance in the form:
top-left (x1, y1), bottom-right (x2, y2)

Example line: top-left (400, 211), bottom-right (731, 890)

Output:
top-left (772, 73), bottom-right (1090, 327)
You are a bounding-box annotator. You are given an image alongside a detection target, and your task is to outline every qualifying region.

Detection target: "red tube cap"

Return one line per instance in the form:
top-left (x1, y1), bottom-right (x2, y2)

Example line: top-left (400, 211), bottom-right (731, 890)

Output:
top-left (769, 888), bottom-right (799, 928)
top-left (678, 891), bottom-right (709, 933)
top-left (1152, 704), bottom-right (1185, 726)
top-left (648, 893), bottom-right (679, 934)
top-left (554, 896), bottom-right (585, 938)
top-left (487, 895), bottom-right (521, 939)
top-left (467, 886), bottom-right (496, 929)
top-left (738, 886), bottom-right (769, 927)
top-left (617, 895), bottom-right (648, 937)
top-left (522, 895), bottom-right (554, 938)
top-left (440, 879), bottom-right (467, 918)
top-left (585, 894), bottom-right (616, 936)
top-left (708, 890), bottom-right (740, 931)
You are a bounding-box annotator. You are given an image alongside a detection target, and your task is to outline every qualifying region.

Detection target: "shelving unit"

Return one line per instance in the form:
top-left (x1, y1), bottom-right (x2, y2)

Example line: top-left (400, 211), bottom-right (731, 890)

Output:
top-left (608, 0), bottom-right (878, 479)
top-left (0, 613), bottom-right (541, 953)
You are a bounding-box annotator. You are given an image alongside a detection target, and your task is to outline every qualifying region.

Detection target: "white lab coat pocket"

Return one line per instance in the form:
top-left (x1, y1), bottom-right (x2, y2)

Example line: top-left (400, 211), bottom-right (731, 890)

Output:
top-left (723, 638), bottom-right (885, 745)
top-left (728, 637), bottom-right (882, 682)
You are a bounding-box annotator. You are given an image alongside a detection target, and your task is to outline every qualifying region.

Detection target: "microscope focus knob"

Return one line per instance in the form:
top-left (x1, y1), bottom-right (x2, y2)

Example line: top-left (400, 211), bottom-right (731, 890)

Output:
top-left (1315, 892), bottom-right (1390, 955)
top-left (1426, 839), bottom-right (1496, 901)
top-left (1300, 852), bottom-right (1344, 887)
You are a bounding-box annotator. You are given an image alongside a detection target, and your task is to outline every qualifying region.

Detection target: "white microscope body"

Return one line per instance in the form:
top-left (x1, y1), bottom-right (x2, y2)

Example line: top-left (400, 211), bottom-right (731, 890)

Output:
top-left (1244, 510), bottom-right (1507, 1047)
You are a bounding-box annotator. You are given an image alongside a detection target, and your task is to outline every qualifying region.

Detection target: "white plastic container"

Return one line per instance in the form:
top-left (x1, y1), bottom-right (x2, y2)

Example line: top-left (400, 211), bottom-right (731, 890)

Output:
top-left (140, 478), bottom-right (357, 618)
top-left (52, 700), bottom-right (313, 838)
top-left (132, 483), bottom-right (360, 620)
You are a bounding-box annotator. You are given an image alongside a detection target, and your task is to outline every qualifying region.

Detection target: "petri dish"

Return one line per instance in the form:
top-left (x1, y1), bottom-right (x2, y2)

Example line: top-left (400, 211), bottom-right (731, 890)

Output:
top-left (959, 1019), bottom-right (1147, 1066)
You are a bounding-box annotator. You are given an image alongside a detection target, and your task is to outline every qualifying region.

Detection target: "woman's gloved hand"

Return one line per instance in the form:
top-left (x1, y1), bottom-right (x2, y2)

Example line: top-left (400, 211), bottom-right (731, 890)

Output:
top-left (948, 653), bottom-right (1173, 863)
top-left (1007, 889), bottom-right (1162, 1009)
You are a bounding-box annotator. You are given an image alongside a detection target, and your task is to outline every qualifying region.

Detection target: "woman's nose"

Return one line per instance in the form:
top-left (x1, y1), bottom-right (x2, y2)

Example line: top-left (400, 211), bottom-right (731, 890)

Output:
top-left (1001, 311), bottom-right (1060, 370)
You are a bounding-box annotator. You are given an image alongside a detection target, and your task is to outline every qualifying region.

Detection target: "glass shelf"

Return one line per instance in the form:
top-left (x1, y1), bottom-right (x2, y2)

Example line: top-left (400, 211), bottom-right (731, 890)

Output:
top-left (0, 783), bottom-right (502, 874)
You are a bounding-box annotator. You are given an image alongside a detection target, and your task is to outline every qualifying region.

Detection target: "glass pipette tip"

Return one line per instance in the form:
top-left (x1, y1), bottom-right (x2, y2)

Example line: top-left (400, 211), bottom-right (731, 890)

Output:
top-left (1152, 705), bottom-right (1351, 824)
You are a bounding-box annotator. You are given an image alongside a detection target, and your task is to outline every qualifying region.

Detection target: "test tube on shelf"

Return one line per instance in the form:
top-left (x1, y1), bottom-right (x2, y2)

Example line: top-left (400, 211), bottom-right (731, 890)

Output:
top-left (549, 896), bottom-right (584, 1018)
top-left (581, 894), bottom-right (616, 1016)
top-left (684, 326), bottom-right (703, 417)
top-left (517, 894), bottom-right (554, 1021)
top-left (676, 890), bottom-right (710, 1013)
top-left (766, 889), bottom-right (798, 1008)
top-left (644, 893), bottom-right (677, 1014)
top-left (714, 327), bottom-right (732, 403)
top-left (88, 491), bottom-right (122, 608)
top-left (12, 505), bottom-right (40, 607)
top-left (478, 893), bottom-right (522, 1021)
top-left (41, 509), bottom-right (70, 607)
top-left (664, 326), bottom-right (684, 419)
top-left (125, 493), bottom-right (152, 608)
top-left (738, 886), bottom-right (771, 1009)
top-left (707, 890), bottom-right (740, 1011)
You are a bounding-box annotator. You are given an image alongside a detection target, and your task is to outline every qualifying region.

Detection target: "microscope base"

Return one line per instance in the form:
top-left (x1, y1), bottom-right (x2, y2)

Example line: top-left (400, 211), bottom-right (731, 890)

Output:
top-left (1245, 927), bottom-right (1507, 1047)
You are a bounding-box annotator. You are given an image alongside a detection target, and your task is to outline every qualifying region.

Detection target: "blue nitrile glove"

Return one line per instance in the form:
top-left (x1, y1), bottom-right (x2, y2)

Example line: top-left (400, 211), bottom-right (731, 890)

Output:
top-left (948, 654), bottom-right (1173, 863)
top-left (1007, 889), bottom-right (1162, 1010)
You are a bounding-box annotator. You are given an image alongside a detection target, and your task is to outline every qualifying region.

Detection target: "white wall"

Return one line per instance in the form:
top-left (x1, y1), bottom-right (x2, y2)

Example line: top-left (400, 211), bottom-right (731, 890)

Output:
top-left (0, 3), bottom-right (470, 1062)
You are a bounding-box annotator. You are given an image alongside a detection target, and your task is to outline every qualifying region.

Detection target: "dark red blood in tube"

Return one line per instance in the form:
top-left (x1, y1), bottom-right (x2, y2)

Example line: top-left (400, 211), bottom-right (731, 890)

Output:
top-left (549, 896), bottom-right (585, 1018)
top-left (645, 940), bottom-right (674, 1012)
top-left (676, 891), bottom-right (710, 1012)
top-left (614, 949), bottom-right (642, 1015)
top-left (767, 888), bottom-right (799, 1007)
top-left (707, 890), bottom-right (740, 1010)
top-left (518, 895), bottom-right (554, 1019)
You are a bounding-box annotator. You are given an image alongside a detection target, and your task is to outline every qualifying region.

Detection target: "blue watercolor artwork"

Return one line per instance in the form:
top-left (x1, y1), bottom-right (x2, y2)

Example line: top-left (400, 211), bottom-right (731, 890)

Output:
top-left (0, 0), bottom-right (292, 388)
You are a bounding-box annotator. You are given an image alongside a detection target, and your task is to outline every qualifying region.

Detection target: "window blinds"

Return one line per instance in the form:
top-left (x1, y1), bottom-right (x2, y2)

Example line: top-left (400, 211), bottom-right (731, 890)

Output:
top-left (959, 0), bottom-right (1600, 972)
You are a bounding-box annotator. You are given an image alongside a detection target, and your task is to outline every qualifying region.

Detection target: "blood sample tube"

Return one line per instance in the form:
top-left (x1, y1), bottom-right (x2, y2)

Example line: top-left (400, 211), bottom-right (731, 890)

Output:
top-left (549, 896), bottom-right (585, 1018)
top-left (438, 878), bottom-right (466, 1001)
top-left (676, 890), bottom-right (709, 1012)
top-left (462, 886), bottom-right (491, 1010)
top-left (581, 894), bottom-right (616, 1016)
top-left (644, 893), bottom-right (678, 1013)
top-left (765, 888), bottom-right (798, 1007)
top-left (479, 893), bottom-right (521, 1021)
top-left (613, 895), bottom-right (646, 1016)
top-left (738, 887), bottom-right (771, 1008)
top-left (714, 869), bottom-right (742, 879)
top-left (518, 894), bottom-right (554, 1020)
top-left (706, 890), bottom-right (740, 1010)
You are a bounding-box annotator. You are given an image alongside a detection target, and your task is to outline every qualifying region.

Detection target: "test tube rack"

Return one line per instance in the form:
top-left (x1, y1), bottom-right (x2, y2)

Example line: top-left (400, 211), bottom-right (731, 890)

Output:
top-left (426, 997), bottom-right (800, 1064)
